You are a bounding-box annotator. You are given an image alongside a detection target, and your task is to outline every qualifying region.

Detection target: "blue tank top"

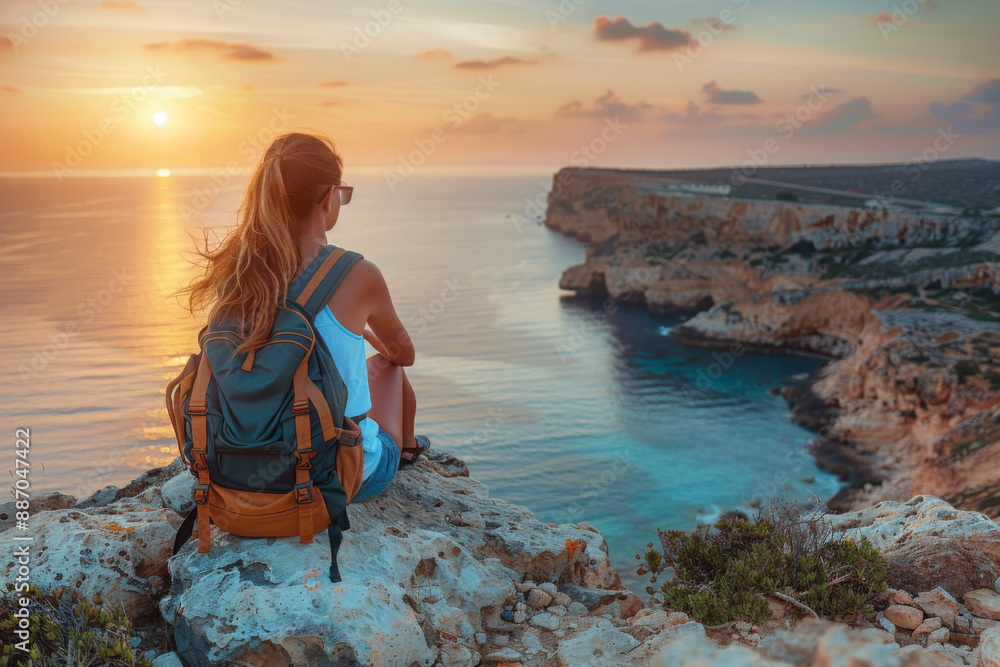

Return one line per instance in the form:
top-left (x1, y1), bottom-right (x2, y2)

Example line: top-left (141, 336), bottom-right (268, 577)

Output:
top-left (313, 306), bottom-right (383, 482)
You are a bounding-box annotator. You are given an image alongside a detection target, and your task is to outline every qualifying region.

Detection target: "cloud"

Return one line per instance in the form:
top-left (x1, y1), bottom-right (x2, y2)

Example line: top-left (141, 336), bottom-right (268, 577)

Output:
top-left (801, 87), bottom-right (840, 101)
top-left (929, 78), bottom-right (1000, 134)
top-left (662, 101), bottom-right (725, 125)
top-left (463, 113), bottom-right (527, 133)
top-left (0, 36), bottom-right (13, 52)
top-left (102, 0), bottom-right (142, 9)
top-left (702, 81), bottom-right (762, 105)
top-left (593, 15), bottom-right (692, 52)
top-left (143, 39), bottom-right (277, 62)
top-left (869, 12), bottom-right (894, 23)
top-left (319, 80), bottom-right (349, 87)
top-left (415, 48), bottom-right (453, 60)
top-left (1, 85), bottom-right (22, 94)
top-left (806, 96), bottom-right (874, 134)
top-left (453, 56), bottom-right (537, 70)
top-left (555, 89), bottom-right (656, 121)
top-left (690, 16), bottom-right (736, 32)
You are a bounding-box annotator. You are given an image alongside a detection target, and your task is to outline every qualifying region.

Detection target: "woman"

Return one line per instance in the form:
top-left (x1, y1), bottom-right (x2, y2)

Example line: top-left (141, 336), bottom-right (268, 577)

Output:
top-left (182, 131), bottom-right (430, 504)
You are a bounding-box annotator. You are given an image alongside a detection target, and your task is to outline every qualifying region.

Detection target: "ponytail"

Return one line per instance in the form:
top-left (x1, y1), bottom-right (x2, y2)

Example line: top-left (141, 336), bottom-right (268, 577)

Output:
top-left (176, 132), bottom-right (344, 355)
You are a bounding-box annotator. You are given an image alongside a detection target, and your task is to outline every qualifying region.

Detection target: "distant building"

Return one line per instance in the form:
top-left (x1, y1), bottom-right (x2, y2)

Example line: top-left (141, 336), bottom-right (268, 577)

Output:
top-left (664, 183), bottom-right (731, 196)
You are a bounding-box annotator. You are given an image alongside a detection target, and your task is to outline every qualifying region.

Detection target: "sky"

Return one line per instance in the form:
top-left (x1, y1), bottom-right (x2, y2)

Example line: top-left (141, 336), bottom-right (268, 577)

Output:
top-left (0, 0), bottom-right (998, 176)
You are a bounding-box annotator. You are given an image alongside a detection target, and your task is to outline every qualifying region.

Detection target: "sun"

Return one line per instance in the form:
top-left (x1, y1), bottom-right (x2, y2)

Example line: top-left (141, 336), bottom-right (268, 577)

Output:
top-left (152, 110), bottom-right (168, 126)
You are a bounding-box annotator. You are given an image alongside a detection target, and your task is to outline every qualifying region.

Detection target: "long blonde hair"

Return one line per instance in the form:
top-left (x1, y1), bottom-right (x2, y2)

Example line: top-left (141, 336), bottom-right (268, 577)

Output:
top-left (178, 132), bottom-right (344, 354)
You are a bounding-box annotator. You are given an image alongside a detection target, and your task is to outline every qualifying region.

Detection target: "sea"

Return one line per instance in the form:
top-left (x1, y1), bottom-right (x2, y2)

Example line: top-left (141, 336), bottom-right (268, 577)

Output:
top-left (0, 166), bottom-right (842, 594)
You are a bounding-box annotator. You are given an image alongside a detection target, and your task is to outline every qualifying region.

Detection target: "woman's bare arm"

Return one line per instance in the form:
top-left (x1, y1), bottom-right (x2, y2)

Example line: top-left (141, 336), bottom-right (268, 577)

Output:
top-left (353, 259), bottom-right (415, 366)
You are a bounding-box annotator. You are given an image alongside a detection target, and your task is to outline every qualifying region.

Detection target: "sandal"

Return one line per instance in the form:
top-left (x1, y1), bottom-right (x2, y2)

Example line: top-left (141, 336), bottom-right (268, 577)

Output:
top-left (398, 434), bottom-right (431, 470)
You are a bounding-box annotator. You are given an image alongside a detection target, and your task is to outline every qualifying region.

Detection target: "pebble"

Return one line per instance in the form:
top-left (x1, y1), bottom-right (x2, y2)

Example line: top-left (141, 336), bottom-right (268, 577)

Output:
top-left (513, 611), bottom-right (527, 623)
top-left (500, 610), bottom-right (515, 623)
top-left (538, 582), bottom-right (558, 596)
top-left (567, 602), bottom-right (588, 616)
top-left (884, 604), bottom-right (924, 629)
top-left (527, 588), bottom-right (553, 609)
top-left (926, 627), bottom-right (950, 645)
top-left (484, 648), bottom-right (523, 662)
top-left (530, 613), bottom-right (560, 631)
top-left (475, 632), bottom-right (487, 645)
top-left (548, 604), bottom-right (567, 617)
top-left (493, 635), bottom-right (508, 645)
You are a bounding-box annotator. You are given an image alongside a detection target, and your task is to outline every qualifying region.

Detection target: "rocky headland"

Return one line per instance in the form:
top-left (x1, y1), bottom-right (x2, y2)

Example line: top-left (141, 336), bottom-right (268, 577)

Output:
top-left (546, 165), bottom-right (1000, 520)
top-left (7, 452), bottom-right (1000, 665)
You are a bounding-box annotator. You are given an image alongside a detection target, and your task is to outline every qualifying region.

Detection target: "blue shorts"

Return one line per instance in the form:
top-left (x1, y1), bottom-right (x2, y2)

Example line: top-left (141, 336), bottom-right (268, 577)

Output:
top-left (352, 428), bottom-right (400, 502)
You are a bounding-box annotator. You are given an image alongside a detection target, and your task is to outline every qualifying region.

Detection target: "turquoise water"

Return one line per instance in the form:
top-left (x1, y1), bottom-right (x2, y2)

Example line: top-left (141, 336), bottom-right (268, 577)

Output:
top-left (0, 168), bottom-right (840, 594)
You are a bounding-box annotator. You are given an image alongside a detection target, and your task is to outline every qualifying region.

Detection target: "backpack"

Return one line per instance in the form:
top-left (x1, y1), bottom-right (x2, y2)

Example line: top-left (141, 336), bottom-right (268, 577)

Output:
top-left (165, 244), bottom-right (365, 583)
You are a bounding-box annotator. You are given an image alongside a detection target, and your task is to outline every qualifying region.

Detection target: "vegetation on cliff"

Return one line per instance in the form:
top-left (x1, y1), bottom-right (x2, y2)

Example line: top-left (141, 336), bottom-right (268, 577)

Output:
top-left (637, 500), bottom-right (887, 626)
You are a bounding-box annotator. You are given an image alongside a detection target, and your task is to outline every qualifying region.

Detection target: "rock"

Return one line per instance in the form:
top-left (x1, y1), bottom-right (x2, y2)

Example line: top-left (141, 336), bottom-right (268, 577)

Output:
top-left (555, 618), bottom-right (639, 666)
top-left (950, 632), bottom-right (979, 648)
top-left (825, 496), bottom-right (1000, 597)
top-left (459, 511), bottom-right (485, 528)
top-left (548, 604), bottom-right (567, 616)
top-left (439, 643), bottom-right (478, 666)
top-left (981, 626), bottom-right (1000, 667)
top-left (957, 615), bottom-right (973, 633)
top-left (514, 580), bottom-right (536, 593)
top-left (975, 617), bottom-right (1000, 633)
top-left (878, 613), bottom-right (897, 634)
top-left (527, 587), bottom-right (553, 609)
top-left (158, 449), bottom-right (625, 666)
top-left (912, 616), bottom-right (943, 640)
top-left (0, 503), bottom-right (181, 623)
top-left (160, 472), bottom-right (195, 515)
top-left (576, 522), bottom-right (601, 534)
top-left (538, 582), bottom-right (558, 596)
top-left (884, 604), bottom-right (924, 629)
top-left (552, 591), bottom-right (572, 606)
top-left (567, 602), bottom-right (589, 616)
top-left (76, 485), bottom-right (120, 509)
top-left (475, 632), bottom-right (487, 645)
top-left (632, 610), bottom-right (691, 632)
top-left (965, 588), bottom-right (1000, 620)
top-left (926, 627), bottom-right (950, 645)
top-left (529, 612), bottom-right (559, 630)
top-left (915, 587), bottom-right (960, 630)
top-left (151, 653), bottom-right (185, 667)
top-left (484, 647), bottom-right (523, 662)
top-left (890, 589), bottom-right (917, 606)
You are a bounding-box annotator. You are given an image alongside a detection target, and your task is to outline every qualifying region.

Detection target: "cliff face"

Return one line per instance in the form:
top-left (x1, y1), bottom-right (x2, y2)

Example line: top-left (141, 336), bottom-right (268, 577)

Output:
top-left (545, 166), bottom-right (1000, 519)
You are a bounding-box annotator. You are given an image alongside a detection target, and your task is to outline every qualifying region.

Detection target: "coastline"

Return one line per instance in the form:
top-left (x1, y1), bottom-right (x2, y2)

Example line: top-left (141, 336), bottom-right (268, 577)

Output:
top-left (544, 165), bottom-right (1000, 521)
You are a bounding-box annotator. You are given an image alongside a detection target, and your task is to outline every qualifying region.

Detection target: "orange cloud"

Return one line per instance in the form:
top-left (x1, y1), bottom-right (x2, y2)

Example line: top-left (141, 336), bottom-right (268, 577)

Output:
top-left (702, 81), bottom-right (762, 105)
top-left (319, 80), bottom-right (349, 87)
top-left (143, 39), bottom-right (277, 62)
top-left (869, 12), bottom-right (893, 23)
top-left (555, 89), bottom-right (657, 121)
top-left (1, 85), bottom-right (22, 94)
top-left (593, 16), bottom-right (692, 52)
top-left (453, 56), bottom-right (537, 71)
top-left (0, 36), bottom-right (13, 52)
top-left (415, 48), bottom-right (453, 60)
top-left (102, 0), bottom-right (143, 10)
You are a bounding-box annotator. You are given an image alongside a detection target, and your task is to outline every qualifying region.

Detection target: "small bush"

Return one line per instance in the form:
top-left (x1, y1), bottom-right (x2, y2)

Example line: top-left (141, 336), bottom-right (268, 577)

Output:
top-left (636, 500), bottom-right (887, 626)
top-left (0, 584), bottom-right (152, 667)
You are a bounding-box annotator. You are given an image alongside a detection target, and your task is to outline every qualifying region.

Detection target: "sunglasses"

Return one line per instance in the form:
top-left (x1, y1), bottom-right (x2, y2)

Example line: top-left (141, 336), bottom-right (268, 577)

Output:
top-left (317, 182), bottom-right (353, 206)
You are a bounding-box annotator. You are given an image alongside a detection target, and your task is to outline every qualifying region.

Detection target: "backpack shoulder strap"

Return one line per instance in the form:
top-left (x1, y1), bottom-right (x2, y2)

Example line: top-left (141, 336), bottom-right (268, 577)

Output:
top-left (289, 245), bottom-right (364, 319)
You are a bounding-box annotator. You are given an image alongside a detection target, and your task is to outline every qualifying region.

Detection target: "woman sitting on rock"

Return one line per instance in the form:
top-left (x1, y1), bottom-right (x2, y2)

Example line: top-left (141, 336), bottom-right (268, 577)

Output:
top-left (184, 131), bottom-right (431, 502)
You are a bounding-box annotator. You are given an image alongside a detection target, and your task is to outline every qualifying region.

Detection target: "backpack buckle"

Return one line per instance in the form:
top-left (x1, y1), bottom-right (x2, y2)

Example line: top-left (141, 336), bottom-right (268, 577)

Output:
top-left (187, 405), bottom-right (208, 416)
top-left (293, 481), bottom-right (314, 504)
top-left (294, 448), bottom-right (317, 470)
top-left (291, 400), bottom-right (310, 415)
top-left (192, 452), bottom-right (209, 471)
top-left (193, 484), bottom-right (210, 505)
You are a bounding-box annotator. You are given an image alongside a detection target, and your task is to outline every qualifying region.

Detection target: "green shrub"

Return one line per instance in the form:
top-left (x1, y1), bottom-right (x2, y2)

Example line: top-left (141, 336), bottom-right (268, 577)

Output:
top-left (0, 584), bottom-right (152, 667)
top-left (636, 500), bottom-right (887, 626)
